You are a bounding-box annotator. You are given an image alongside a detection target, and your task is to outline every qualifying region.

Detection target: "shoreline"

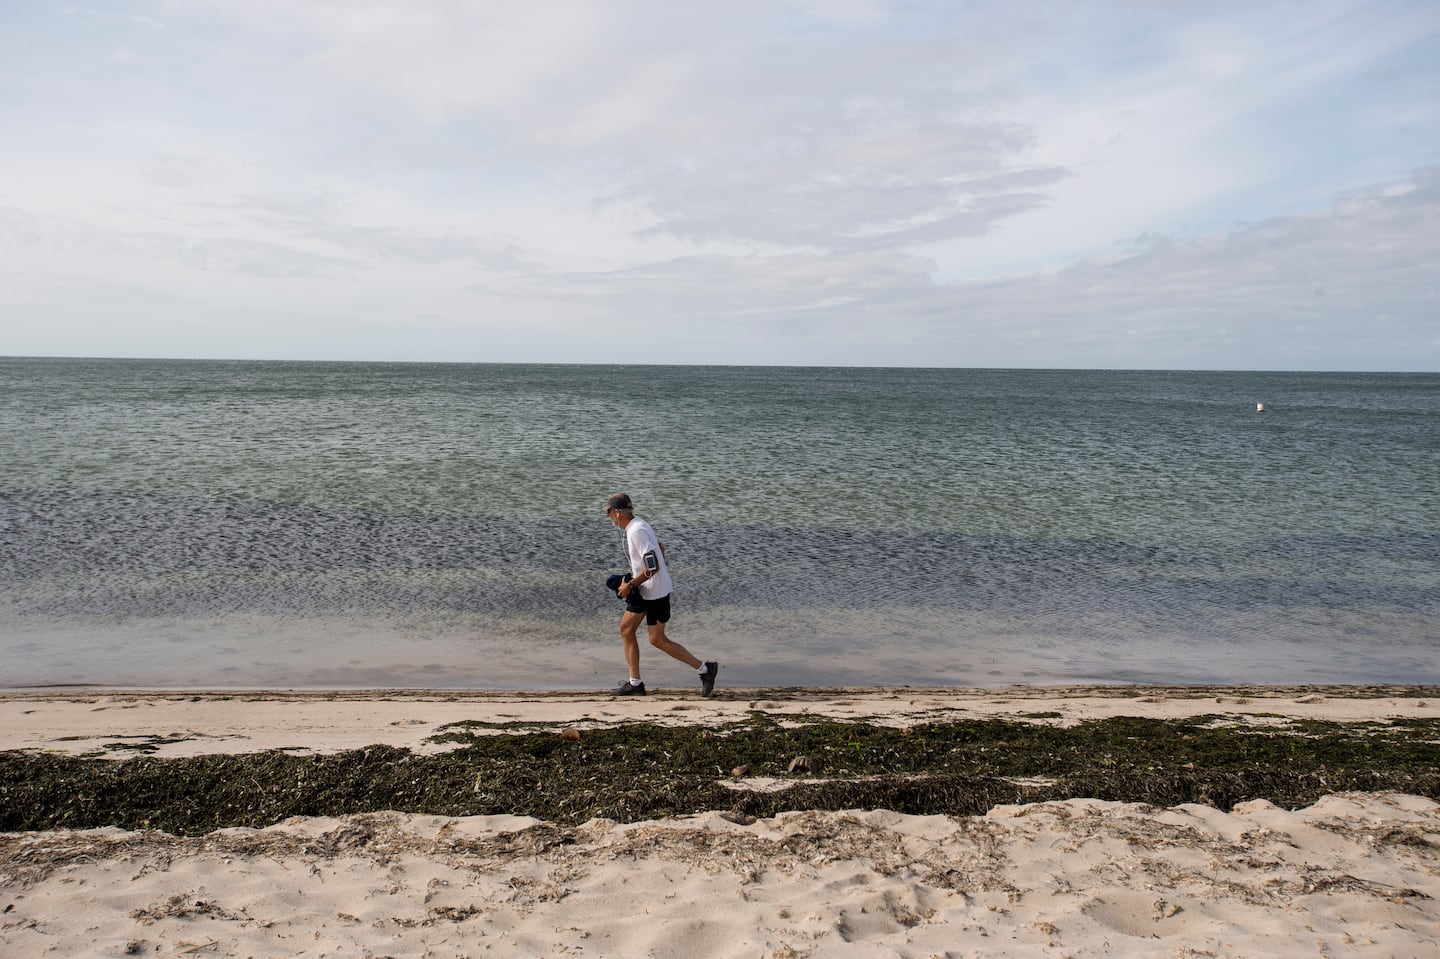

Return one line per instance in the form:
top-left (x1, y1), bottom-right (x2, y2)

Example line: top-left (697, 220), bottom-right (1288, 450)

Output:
top-left (4, 683), bottom-right (1439, 759)
top-left (5, 685), bottom-right (1439, 957)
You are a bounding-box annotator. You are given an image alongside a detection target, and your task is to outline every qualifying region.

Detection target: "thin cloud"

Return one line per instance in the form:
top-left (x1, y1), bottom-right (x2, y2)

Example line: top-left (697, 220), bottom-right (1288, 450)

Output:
top-left (0, 1), bottom-right (1436, 368)
top-left (496, 168), bottom-right (1439, 368)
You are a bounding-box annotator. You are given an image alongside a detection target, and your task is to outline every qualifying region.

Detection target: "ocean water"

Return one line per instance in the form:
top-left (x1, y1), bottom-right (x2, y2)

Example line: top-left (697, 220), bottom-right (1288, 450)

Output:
top-left (1, 358), bottom-right (1437, 690)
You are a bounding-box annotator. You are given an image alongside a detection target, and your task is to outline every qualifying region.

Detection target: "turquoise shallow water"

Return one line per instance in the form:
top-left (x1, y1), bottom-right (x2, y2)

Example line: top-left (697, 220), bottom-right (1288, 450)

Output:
top-left (1, 358), bottom-right (1437, 689)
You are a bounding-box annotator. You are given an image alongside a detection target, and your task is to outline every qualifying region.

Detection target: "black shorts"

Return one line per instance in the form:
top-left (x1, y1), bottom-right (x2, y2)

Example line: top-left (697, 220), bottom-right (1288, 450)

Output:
top-left (626, 592), bottom-right (671, 625)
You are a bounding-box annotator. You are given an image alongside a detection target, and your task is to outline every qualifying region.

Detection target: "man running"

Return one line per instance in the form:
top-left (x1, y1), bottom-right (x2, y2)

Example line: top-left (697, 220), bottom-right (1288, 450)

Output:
top-left (604, 492), bottom-right (718, 697)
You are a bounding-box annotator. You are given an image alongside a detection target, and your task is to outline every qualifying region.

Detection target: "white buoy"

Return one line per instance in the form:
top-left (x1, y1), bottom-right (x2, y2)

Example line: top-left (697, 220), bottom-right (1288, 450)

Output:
top-left (1256, 402), bottom-right (1266, 413)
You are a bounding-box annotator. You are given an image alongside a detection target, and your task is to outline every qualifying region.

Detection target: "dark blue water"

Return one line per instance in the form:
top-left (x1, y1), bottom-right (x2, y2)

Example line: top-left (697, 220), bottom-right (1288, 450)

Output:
top-left (2, 359), bottom-right (1436, 689)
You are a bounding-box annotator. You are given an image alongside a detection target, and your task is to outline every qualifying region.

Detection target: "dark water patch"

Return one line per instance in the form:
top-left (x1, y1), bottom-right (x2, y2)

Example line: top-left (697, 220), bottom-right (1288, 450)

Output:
top-left (3, 487), bottom-right (1437, 629)
top-left (0, 487), bottom-right (617, 576)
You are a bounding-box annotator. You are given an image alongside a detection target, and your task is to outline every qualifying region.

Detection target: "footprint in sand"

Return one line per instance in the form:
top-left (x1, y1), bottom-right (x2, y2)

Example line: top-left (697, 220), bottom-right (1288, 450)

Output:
top-left (1081, 893), bottom-right (1196, 939)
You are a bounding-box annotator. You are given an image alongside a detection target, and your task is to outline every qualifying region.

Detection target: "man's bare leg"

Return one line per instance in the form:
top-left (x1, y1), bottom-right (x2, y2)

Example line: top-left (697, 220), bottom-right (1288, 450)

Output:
top-left (620, 610), bottom-right (645, 680)
top-left (647, 622), bottom-right (701, 669)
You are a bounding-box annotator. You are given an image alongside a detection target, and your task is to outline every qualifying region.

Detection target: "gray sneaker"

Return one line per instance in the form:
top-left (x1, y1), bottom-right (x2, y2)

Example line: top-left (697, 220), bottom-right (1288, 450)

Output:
top-left (698, 662), bottom-right (719, 697)
top-left (612, 680), bottom-right (647, 696)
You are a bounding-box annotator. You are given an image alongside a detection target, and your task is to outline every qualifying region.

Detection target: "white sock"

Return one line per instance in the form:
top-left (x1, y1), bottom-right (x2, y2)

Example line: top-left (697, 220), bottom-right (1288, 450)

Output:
top-left (629, 678), bottom-right (643, 686)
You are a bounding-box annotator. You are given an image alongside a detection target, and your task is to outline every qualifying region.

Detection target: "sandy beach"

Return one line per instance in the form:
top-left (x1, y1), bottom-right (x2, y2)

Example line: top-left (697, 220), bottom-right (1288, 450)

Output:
top-left (4, 686), bottom-right (1439, 957)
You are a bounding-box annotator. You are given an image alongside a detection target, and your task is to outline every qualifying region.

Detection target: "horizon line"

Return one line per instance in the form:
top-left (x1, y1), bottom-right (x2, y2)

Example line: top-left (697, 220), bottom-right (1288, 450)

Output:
top-left (4, 355), bottom-right (1437, 375)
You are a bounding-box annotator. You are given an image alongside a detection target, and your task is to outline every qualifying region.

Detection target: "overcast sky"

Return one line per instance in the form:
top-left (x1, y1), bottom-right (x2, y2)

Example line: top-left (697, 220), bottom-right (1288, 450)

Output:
top-left (2, 1), bottom-right (1437, 369)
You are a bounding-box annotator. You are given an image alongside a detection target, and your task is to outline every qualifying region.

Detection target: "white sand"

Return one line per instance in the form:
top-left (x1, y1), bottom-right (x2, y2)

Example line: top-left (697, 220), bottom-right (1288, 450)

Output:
top-left (3, 686), bottom-right (1439, 957)
top-left (3, 685), bottom-right (1437, 758)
